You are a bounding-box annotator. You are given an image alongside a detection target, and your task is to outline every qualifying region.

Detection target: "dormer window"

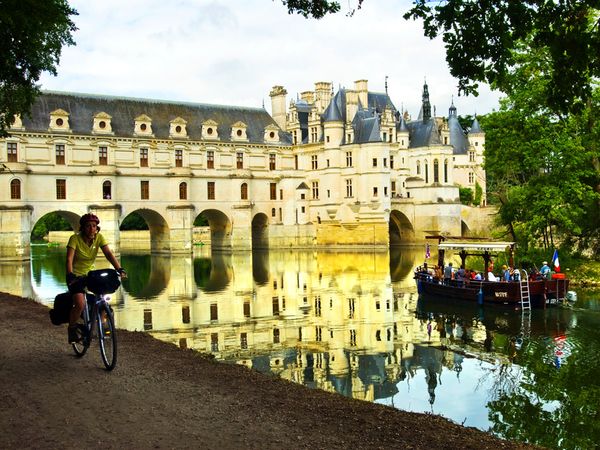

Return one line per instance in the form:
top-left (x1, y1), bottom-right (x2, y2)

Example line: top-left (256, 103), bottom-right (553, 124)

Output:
top-left (169, 117), bottom-right (188, 138)
top-left (264, 124), bottom-right (279, 143)
top-left (231, 121), bottom-right (248, 142)
top-left (49, 109), bottom-right (71, 132)
top-left (10, 114), bottom-right (24, 130)
top-left (202, 120), bottom-right (219, 140)
top-left (93, 112), bottom-right (113, 134)
top-left (134, 114), bottom-right (153, 136)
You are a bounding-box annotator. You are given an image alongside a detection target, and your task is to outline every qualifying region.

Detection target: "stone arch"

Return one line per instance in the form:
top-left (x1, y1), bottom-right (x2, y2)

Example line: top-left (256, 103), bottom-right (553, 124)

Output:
top-left (195, 209), bottom-right (232, 251)
top-left (251, 213), bottom-right (269, 249)
top-left (389, 210), bottom-right (415, 246)
top-left (121, 208), bottom-right (170, 253)
top-left (461, 220), bottom-right (471, 237)
top-left (32, 208), bottom-right (80, 234)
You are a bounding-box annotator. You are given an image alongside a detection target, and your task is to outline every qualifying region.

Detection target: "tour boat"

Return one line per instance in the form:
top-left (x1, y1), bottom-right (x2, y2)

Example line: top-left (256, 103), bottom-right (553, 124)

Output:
top-left (414, 237), bottom-right (570, 308)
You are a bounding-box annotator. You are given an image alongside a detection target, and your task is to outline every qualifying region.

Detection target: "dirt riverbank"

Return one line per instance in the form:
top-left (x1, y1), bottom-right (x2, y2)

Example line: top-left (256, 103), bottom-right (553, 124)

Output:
top-left (0, 292), bottom-right (543, 450)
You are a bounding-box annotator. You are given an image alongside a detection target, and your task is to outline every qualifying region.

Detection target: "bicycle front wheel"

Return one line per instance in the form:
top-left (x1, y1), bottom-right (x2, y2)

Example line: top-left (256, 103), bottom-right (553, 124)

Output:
top-left (97, 303), bottom-right (117, 370)
top-left (72, 323), bottom-right (89, 357)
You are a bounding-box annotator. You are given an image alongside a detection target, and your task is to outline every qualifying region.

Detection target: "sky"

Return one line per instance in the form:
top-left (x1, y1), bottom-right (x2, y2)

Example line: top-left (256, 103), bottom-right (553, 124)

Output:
top-left (39, 0), bottom-right (502, 119)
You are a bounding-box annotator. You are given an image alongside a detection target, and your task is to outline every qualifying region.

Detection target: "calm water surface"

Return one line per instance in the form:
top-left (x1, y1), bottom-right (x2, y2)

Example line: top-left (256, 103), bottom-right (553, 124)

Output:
top-left (3, 245), bottom-right (600, 450)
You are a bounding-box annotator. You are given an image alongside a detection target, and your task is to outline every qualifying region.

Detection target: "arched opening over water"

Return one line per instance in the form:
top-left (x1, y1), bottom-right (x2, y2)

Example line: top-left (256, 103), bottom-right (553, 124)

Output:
top-left (120, 209), bottom-right (170, 254)
top-left (195, 209), bottom-right (232, 252)
top-left (31, 210), bottom-right (79, 243)
top-left (461, 220), bottom-right (471, 237)
top-left (251, 213), bottom-right (269, 249)
top-left (389, 210), bottom-right (415, 246)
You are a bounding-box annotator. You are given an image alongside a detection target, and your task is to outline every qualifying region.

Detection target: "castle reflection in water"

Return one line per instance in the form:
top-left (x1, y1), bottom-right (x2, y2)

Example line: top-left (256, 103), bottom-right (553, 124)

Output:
top-left (108, 247), bottom-right (493, 405)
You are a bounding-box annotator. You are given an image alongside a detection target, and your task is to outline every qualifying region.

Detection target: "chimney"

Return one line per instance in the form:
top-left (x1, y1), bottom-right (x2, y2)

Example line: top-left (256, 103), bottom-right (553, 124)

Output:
top-left (269, 85), bottom-right (288, 131)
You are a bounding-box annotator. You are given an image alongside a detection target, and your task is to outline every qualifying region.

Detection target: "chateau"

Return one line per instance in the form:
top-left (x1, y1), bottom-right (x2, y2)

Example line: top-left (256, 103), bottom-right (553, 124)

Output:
top-left (0, 79), bottom-right (487, 260)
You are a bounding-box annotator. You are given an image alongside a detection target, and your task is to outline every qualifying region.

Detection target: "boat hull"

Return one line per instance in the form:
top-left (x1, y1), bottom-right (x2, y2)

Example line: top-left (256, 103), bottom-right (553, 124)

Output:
top-left (414, 273), bottom-right (569, 308)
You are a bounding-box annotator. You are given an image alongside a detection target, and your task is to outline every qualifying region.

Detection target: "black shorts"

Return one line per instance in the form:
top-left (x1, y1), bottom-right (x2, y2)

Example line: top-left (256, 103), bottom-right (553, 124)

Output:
top-left (67, 277), bottom-right (86, 295)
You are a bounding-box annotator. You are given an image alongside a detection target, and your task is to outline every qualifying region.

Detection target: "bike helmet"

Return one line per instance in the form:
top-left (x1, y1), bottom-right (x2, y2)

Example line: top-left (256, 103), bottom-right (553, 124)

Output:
top-left (80, 213), bottom-right (100, 227)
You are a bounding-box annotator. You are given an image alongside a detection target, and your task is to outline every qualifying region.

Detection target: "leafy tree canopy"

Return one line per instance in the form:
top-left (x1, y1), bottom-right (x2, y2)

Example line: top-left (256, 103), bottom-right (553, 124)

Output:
top-left (0, 0), bottom-right (77, 136)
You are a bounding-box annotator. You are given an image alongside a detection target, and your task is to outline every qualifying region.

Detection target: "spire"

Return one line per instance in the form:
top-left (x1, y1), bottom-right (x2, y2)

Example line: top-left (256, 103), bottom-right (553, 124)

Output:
top-left (385, 75), bottom-right (388, 95)
top-left (470, 116), bottom-right (483, 133)
top-left (449, 96), bottom-right (457, 118)
top-left (422, 80), bottom-right (431, 122)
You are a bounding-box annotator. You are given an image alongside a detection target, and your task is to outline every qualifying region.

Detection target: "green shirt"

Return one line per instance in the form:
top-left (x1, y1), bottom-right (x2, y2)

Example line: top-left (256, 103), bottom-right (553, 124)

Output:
top-left (67, 232), bottom-right (108, 276)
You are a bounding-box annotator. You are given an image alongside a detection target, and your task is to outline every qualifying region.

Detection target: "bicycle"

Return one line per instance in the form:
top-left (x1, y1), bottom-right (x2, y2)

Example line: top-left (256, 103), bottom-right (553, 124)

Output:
top-left (71, 269), bottom-right (121, 371)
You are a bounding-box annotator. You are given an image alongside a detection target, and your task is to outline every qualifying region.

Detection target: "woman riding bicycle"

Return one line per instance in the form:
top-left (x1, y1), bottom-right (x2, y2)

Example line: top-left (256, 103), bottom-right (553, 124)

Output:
top-left (66, 213), bottom-right (125, 343)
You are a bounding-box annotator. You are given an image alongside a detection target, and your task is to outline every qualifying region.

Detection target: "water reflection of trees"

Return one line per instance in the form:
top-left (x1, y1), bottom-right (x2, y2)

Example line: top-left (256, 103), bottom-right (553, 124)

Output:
top-left (121, 254), bottom-right (169, 298)
top-left (194, 253), bottom-right (231, 292)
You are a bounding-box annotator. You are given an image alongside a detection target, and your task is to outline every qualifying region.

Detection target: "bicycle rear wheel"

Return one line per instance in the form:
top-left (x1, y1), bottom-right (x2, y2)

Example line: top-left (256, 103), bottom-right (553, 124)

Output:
top-left (97, 303), bottom-right (117, 370)
top-left (72, 323), bottom-right (89, 357)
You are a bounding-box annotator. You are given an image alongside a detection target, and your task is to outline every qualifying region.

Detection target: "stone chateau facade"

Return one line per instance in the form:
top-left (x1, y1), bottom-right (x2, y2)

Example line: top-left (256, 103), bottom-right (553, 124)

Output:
top-left (0, 79), bottom-right (487, 260)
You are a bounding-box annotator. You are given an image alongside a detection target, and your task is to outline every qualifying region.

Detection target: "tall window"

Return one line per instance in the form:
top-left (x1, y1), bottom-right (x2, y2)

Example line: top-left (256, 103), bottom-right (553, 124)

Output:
top-left (312, 181), bottom-right (319, 199)
top-left (269, 153), bottom-right (276, 170)
top-left (346, 151), bottom-right (353, 167)
top-left (179, 182), bottom-right (187, 200)
top-left (433, 159), bottom-right (439, 183)
top-left (10, 179), bottom-right (20, 199)
top-left (469, 172), bottom-right (474, 184)
top-left (311, 155), bottom-right (318, 170)
top-left (55, 144), bottom-right (65, 165)
top-left (141, 180), bottom-right (149, 199)
top-left (346, 179), bottom-right (353, 198)
top-left (7, 142), bottom-right (17, 162)
top-left (416, 161), bottom-right (421, 175)
top-left (269, 182), bottom-right (277, 200)
top-left (391, 181), bottom-right (396, 197)
top-left (294, 154), bottom-right (298, 170)
top-left (207, 181), bottom-right (215, 200)
top-left (140, 148), bottom-right (148, 167)
top-left (102, 181), bottom-right (111, 199)
top-left (56, 179), bottom-right (66, 199)
top-left (372, 158), bottom-right (377, 167)
top-left (390, 155), bottom-right (394, 169)
top-left (99, 146), bottom-right (108, 165)
top-left (425, 160), bottom-right (429, 183)
top-left (444, 159), bottom-right (448, 183)
top-left (240, 183), bottom-right (248, 200)
top-left (175, 149), bottom-right (183, 167)
top-left (469, 151), bottom-right (476, 162)
top-left (236, 152), bottom-right (243, 169)
top-left (207, 150), bottom-right (214, 169)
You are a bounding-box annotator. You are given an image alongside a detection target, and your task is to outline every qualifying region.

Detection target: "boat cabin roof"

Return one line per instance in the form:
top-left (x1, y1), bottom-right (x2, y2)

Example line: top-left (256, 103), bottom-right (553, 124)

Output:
top-left (438, 241), bottom-right (514, 251)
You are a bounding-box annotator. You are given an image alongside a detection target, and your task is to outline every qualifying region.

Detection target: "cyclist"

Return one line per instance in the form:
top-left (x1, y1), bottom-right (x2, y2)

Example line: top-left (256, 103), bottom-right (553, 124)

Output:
top-left (66, 213), bottom-right (125, 343)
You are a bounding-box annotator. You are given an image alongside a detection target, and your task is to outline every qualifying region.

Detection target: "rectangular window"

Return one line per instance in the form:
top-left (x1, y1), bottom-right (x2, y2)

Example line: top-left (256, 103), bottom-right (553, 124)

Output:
top-left (383, 158), bottom-right (387, 168)
top-left (56, 179), bottom-right (66, 200)
top-left (207, 150), bottom-right (214, 169)
top-left (294, 154), bottom-right (298, 170)
top-left (211, 333), bottom-right (219, 352)
top-left (175, 149), bottom-right (183, 167)
top-left (243, 302), bottom-right (250, 317)
top-left (469, 172), bottom-right (474, 184)
top-left (240, 332), bottom-right (248, 350)
top-left (270, 183), bottom-right (277, 200)
top-left (55, 144), bottom-right (65, 165)
top-left (210, 303), bottom-right (218, 321)
top-left (311, 155), bottom-right (318, 170)
top-left (273, 328), bottom-right (280, 344)
top-left (373, 187), bottom-right (378, 197)
top-left (99, 146), bottom-right (108, 165)
top-left (141, 180), bottom-right (149, 200)
top-left (312, 181), bottom-right (319, 199)
top-left (143, 309), bottom-right (153, 330)
top-left (372, 158), bottom-right (377, 167)
top-left (272, 297), bottom-right (279, 316)
top-left (469, 151), bottom-right (476, 162)
top-left (346, 152), bottom-right (353, 167)
top-left (236, 152), bottom-right (243, 169)
top-left (390, 155), bottom-right (394, 169)
top-left (269, 153), bottom-right (276, 170)
top-left (346, 179), bottom-right (353, 198)
top-left (207, 181), bottom-right (215, 200)
top-left (140, 148), bottom-right (148, 167)
top-left (7, 142), bottom-right (17, 162)
top-left (391, 181), bottom-right (396, 197)
top-left (182, 306), bottom-right (190, 324)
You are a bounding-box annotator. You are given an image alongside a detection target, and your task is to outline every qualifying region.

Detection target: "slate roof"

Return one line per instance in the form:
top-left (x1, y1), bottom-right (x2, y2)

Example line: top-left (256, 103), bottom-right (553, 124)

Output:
top-left (352, 109), bottom-right (382, 144)
top-left (447, 115), bottom-right (470, 154)
top-left (22, 91), bottom-right (292, 144)
top-left (406, 118), bottom-right (442, 148)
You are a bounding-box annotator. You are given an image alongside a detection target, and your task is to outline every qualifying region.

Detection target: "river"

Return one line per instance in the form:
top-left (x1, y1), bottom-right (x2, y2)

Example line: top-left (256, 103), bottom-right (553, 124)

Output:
top-left (3, 245), bottom-right (599, 449)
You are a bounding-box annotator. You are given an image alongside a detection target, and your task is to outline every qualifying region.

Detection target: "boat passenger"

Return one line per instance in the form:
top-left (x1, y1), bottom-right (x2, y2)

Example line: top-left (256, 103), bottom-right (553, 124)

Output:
top-left (443, 263), bottom-right (453, 285)
top-left (540, 261), bottom-right (551, 279)
top-left (488, 270), bottom-right (498, 282)
top-left (502, 265), bottom-right (511, 282)
top-left (512, 268), bottom-right (521, 281)
top-left (473, 271), bottom-right (482, 281)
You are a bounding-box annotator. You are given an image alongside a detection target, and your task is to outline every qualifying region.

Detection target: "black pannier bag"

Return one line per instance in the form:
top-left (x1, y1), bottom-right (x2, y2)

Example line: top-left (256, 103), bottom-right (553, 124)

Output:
top-left (86, 269), bottom-right (120, 295)
top-left (49, 292), bottom-right (72, 325)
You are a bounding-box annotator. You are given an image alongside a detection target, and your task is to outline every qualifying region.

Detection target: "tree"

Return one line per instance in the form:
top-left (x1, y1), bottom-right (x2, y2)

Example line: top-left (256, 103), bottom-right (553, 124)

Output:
top-left (0, 0), bottom-right (77, 136)
top-left (281, 1), bottom-right (600, 116)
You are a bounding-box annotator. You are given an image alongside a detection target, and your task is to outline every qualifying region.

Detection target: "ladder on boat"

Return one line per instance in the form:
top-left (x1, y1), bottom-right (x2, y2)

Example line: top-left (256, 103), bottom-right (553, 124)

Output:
top-left (519, 269), bottom-right (531, 311)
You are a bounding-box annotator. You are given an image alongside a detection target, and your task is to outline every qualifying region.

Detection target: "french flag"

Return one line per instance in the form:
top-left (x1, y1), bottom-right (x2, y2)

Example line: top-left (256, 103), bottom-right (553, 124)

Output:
top-left (552, 249), bottom-right (560, 273)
